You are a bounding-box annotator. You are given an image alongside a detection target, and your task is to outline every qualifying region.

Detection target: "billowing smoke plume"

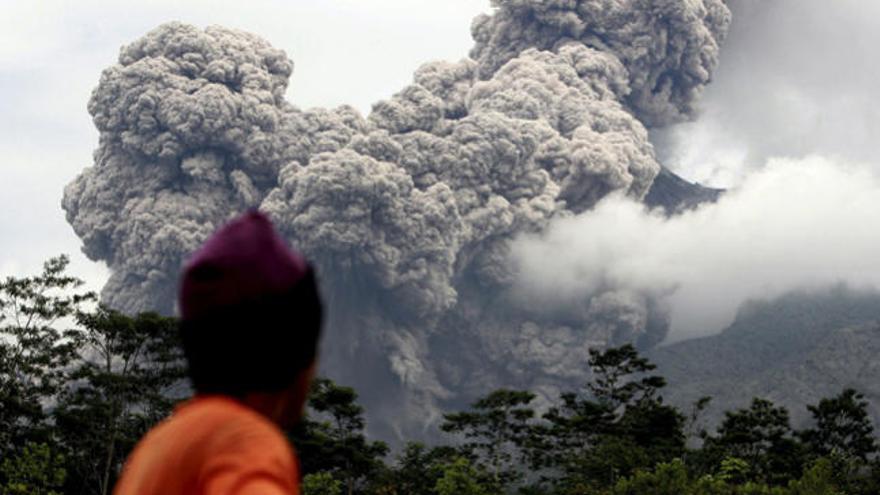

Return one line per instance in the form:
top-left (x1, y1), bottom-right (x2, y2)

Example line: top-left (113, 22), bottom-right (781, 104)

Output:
top-left (470, 0), bottom-right (731, 127)
top-left (63, 1), bottom-right (729, 438)
top-left (512, 156), bottom-right (880, 343)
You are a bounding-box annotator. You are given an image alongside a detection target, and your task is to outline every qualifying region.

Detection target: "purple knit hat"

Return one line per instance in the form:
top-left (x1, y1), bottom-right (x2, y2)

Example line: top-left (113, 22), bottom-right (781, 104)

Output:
top-left (177, 210), bottom-right (322, 394)
top-left (180, 210), bottom-right (308, 320)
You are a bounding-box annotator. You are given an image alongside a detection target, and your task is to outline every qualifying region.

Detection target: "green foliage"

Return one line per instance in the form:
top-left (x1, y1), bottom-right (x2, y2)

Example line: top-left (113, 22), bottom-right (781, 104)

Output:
top-left (434, 346), bottom-right (878, 494)
top-left (702, 398), bottom-right (806, 485)
top-left (378, 442), bottom-right (459, 495)
top-left (785, 458), bottom-right (841, 495)
top-left (610, 459), bottom-right (692, 495)
top-left (531, 344), bottom-right (685, 491)
top-left (800, 389), bottom-right (877, 463)
top-left (303, 472), bottom-right (344, 495)
top-left (0, 442), bottom-right (66, 495)
top-left (0, 257), bottom-right (185, 495)
top-left (718, 457), bottom-right (751, 485)
top-left (0, 255), bottom-right (95, 452)
top-left (441, 389), bottom-right (536, 487)
top-left (607, 457), bottom-right (842, 495)
top-left (3, 258), bottom-right (880, 495)
top-left (434, 457), bottom-right (494, 495)
top-left (54, 306), bottom-right (185, 495)
top-left (291, 378), bottom-right (389, 495)
top-left (587, 344), bottom-right (666, 409)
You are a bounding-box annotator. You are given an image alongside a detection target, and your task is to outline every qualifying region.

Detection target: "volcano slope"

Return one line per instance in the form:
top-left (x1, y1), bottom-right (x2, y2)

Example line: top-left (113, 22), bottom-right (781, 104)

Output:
top-left (650, 286), bottom-right (880, 431)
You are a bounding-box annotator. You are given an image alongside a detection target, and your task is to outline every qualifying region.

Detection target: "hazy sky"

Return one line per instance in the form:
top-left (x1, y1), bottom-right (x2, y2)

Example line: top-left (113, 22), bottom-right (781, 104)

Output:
top-left (656, 0), bottom-right (880, 187)
top-left (4, 0), bottom-right (880, 340)
top-left (0, 0), bottom-right (488, 292)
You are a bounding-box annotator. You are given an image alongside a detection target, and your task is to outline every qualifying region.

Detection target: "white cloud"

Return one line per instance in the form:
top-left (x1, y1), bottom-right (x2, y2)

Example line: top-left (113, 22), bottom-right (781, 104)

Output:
top-left (511, 156), bottom-right (880, 341)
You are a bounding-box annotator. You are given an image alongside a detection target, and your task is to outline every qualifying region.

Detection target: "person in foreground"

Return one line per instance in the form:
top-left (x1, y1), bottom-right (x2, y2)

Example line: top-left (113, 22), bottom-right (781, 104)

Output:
top-left (114, 210), bottom-right (323, 495)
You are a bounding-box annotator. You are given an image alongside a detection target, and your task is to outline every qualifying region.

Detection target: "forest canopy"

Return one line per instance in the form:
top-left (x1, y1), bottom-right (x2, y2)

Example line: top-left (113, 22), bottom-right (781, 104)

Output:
top-left (1, 257), bottom-right (879, 495)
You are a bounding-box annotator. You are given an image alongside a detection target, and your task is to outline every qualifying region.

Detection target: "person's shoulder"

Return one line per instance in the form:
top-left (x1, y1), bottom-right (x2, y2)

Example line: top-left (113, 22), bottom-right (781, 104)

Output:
top-left (180, 396), bottom-right (293, 452)
top-left (116, 396), bottom-right (299, 495)
top-left (183, 397), bottom-right (300, 493)
top-left (190, 396), bottom-right (297, 472)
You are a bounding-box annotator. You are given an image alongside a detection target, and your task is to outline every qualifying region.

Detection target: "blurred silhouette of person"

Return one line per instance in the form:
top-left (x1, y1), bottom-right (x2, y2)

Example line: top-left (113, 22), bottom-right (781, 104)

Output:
top-left (114, 210), bottom-right (323, 495)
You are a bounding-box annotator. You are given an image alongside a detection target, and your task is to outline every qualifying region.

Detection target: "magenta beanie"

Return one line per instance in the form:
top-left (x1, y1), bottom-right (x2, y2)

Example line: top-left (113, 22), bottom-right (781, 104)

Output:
top-left (178, 210), bottom-right (322, 394)
top-left (180, 210), bottom-right (309, 319)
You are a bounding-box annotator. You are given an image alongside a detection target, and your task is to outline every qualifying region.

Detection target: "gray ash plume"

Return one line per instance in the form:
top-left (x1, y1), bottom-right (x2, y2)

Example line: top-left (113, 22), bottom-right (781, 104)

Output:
top-left (63, 1), bottom-right (730, 439)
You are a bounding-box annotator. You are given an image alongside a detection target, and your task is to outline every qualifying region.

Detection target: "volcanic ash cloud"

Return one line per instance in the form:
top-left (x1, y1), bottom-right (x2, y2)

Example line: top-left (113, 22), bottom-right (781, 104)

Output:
top-left (63, 1), bottom-right (730, 438)
top-left (510, 156), bottom-right (880, 343)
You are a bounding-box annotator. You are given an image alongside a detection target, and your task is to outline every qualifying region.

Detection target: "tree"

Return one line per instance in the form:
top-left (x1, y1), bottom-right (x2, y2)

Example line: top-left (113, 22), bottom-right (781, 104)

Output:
top-left (0, 442), bottom-right (67, 495)
top-left (703, 398), bottom-right (805, 485)
top-left (302, 472), bottom-right (344, 495)
top-left (0, 255), bottom-right (95, 453)
top-left (800, 388), bottom-right (877, 463)
top-left (686, 396), bottom-right (714, 442)
top-left (587, 344), bottom-right (667, 411)
top-left (441, 389), bottom-right (536, 488)
top-left (54, 307), bottom-right (185, 495)
top-left (610, 459), bottom-right (691, 495)
top-left (534, 345), bottom-right (685, 491)
top-left (433, 457), bottom-right (494, 495)
top-left (379, 442), bottom-right (459, 495)
top-left (536, 388), bottom-right (615, 475)
top-left (717, 456), bottom-right (751, 485)
top-left (786, 458), bottom-right (842, 495)
top-left (290, 378), bottom-right (389, 495)
top-left (608, 457), bottom-right (844, 495)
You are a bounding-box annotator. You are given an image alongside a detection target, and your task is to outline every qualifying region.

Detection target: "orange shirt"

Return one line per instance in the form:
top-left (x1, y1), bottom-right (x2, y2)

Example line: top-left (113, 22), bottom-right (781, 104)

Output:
top-left (114, 395), bottom-right (299, 495)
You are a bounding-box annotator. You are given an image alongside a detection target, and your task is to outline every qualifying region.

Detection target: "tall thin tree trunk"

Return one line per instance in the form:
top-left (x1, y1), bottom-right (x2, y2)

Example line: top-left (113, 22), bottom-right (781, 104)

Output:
top-left (101, 425), bottom-right (118, 495)
top-left (100, 351), bottom-right (119, 495)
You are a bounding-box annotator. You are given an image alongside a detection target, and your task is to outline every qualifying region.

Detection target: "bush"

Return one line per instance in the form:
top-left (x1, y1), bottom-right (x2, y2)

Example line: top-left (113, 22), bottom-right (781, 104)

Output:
top-left (302, 471), bottom-right (343, 495)
top-left (0, 442), bottom-right (66, 495)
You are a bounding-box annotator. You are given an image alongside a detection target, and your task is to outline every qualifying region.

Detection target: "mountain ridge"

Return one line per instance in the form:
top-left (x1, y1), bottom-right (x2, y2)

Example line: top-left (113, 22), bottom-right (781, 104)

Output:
top-left (649, 286), bottom-right (880, 430)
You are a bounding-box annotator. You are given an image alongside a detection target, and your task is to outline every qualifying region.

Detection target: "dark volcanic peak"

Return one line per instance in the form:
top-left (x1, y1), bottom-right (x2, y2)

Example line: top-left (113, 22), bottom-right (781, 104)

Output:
top-left (644, 166), bottom-right (724, 214)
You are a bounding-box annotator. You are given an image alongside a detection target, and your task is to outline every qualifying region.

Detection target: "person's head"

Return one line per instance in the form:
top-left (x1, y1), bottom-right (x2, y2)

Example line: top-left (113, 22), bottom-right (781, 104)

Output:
top-left (178, 210), bottom-right (323, 427)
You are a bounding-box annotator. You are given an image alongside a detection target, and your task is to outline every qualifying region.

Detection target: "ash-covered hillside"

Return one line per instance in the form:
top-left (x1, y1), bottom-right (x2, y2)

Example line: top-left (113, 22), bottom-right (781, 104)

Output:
top-left (651, 287), bottom-right (880, 431)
